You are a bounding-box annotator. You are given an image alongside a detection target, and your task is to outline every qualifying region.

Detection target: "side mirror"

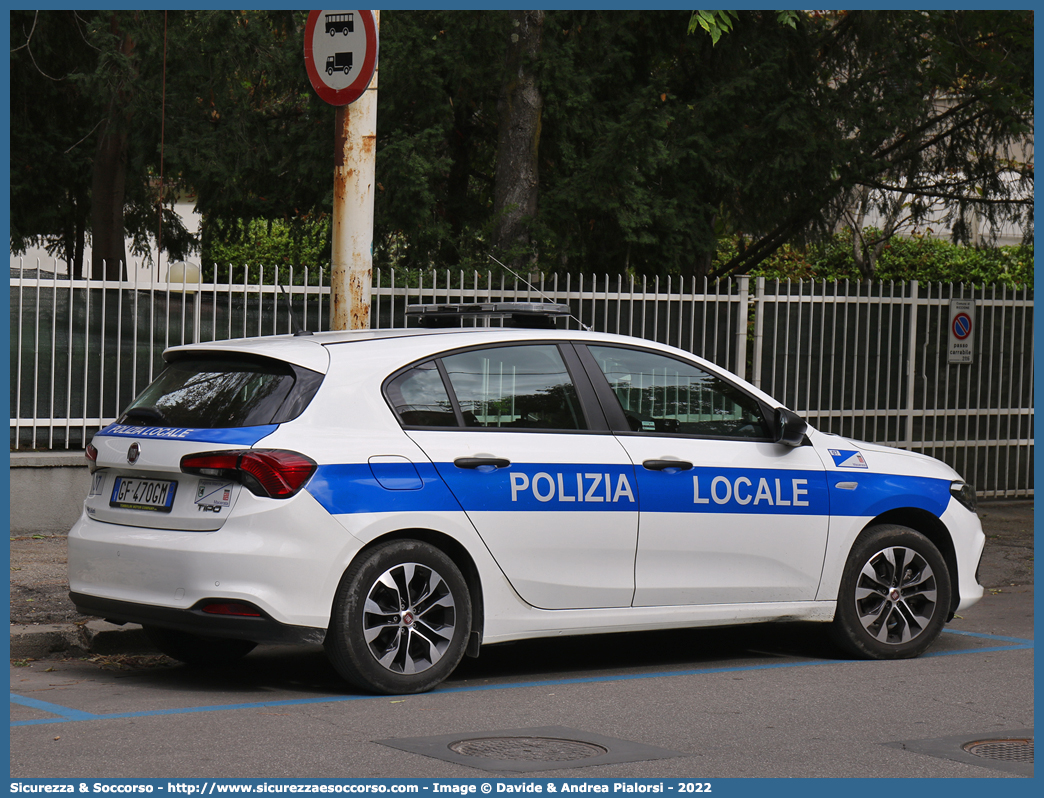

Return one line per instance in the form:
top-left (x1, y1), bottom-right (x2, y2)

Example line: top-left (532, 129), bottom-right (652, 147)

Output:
top-left (775, 407), bottom-right (807, 447)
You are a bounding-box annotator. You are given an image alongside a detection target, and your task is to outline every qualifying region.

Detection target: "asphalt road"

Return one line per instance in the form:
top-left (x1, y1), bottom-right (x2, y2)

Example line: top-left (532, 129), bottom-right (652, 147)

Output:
top-left (8, 502), bottom-right (1034, 780)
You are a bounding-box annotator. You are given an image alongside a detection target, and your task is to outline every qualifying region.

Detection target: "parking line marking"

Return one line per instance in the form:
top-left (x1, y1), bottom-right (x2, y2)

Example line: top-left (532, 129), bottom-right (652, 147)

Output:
top-left (10, 692), bottom-right (100, 723)
top-left (9, 630), bottom-right (1032, 728)
top-left (940, 628), bottom-right (1033, 644)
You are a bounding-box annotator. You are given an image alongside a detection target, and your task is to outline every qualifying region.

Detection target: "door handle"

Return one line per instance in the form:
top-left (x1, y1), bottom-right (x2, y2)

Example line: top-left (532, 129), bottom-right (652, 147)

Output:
top-left (642, 459), bottom-right (693, 471)
top-left (454, 457), bottom-right (511, 470)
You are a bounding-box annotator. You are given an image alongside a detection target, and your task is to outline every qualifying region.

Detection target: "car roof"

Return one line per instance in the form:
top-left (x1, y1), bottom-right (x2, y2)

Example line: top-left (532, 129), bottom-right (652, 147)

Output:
top-left (164, 328), bottom-right (467, 371)
top-left (166, 326), bottom-right (656, 368)
top-left (164, 326), bottom-right (780, 407)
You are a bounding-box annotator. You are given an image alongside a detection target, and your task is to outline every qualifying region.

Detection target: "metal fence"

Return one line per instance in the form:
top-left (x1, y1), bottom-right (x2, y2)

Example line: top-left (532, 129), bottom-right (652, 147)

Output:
top-left (10, 261), bottom-right (1034, 498)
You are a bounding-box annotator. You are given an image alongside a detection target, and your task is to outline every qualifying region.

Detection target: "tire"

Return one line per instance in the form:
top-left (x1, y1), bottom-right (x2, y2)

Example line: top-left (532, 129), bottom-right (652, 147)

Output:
top-left (143, 626), bottom-right (256, 667)
top-left (325, 540), bottom-right (472, 695)
top-left (830, 524), bottom-right (952, 659)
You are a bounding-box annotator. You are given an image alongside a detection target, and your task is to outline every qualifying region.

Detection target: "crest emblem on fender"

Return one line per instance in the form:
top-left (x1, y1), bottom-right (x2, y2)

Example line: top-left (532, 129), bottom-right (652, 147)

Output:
top-left (127, 442), bottom-right (141, 465)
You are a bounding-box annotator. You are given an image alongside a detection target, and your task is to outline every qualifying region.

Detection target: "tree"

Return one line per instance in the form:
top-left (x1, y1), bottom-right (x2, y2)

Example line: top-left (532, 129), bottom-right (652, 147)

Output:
top-left (374, 9), bottom-right (1030, 280)
top-left (11, 11), bottom-right (325, 280)
top-left (88, 13), bottom-right (137, 280)
top-left (10, 11), bottom-right (99, 277)
top-left (493, 10), bottom-right (544, 272)
top-left (11, 11), bottom-right (199, 278)
top-left (694, 10), bottom-right (1034, 279)
top-left (372, 11), bottom-right (508, 271)
top-left (536, 10), bottom-right (827, 278)
top-left (130, 11), bottom-right (333, 280)
top-left (11, 10), bottom-right (1032, 284)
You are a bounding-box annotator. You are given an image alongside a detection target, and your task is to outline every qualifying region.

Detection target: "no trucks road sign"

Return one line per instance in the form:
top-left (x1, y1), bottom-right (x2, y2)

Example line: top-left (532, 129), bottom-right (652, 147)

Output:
top-left (947, 298), bottom-right (976, 364)
top-left (304, 10), bottom-right (378, 106)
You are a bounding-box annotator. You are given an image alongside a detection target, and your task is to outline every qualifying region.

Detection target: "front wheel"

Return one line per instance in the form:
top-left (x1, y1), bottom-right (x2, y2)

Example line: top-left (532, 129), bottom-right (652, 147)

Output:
top-left (325, 540), bottom-right (472, 694)
top-left (830, 524), bottom-right (952, 659)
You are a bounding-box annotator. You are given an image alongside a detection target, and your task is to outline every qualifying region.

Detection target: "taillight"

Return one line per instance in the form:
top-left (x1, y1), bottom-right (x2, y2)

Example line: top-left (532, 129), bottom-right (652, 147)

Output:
top-left (85, 442), bottom-right (99, 473)
top-left (180, 449), bottom-right (317, 499)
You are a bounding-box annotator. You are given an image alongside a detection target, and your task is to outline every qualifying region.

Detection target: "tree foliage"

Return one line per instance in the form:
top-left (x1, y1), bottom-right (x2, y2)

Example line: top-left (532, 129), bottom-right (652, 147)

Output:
top-left (10, 10), bottom-right (331, 279)
top-left (688, 10), bottom-right (799, 45)
top-left (372, 11), bottom-right (508, 270)
top-left (10, 11), bottom-right (96, 274)
top-left (725, 234), bottom-right (1033, 288)
top-left (204, 218), bottom-right (329, 285)
top-left (10, 10), bottom-right (1033, 285)
top-left (685, 10), bottom-right (1033, 279)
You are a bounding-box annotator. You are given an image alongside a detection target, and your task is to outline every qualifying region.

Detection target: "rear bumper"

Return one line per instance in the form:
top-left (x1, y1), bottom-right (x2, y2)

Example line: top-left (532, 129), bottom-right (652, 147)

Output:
top-left (67, 489), bottom-right (364, 630)
top-left (69, 592), bottom-right (326, 646)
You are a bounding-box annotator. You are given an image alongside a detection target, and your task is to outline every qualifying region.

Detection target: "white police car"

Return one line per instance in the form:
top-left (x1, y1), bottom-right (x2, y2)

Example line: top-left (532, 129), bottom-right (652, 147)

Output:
top-left (69, 302), bottom-right (985, 694)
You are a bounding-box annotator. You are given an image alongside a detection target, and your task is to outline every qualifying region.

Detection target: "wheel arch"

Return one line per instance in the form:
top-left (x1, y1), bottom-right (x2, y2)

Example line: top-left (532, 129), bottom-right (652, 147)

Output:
top-left (863, 508), bottom-right (959, 617)
top-left (338, 527), bottom-right (485, 656)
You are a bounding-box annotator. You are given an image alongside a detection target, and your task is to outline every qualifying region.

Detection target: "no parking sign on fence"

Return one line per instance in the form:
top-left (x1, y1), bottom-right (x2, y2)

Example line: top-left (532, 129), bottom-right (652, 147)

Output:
top-left (947, 298), bottom-right (976, 364)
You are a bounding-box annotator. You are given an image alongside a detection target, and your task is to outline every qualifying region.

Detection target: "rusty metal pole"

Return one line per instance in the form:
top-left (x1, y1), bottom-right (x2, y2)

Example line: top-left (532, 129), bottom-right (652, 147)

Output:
top-left (330, 11), bottom-right (379, 331)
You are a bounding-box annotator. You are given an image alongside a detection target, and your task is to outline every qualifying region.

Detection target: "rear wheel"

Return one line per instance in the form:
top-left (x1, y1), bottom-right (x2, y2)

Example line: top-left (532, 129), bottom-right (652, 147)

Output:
top-left (143, 626), bottom-right (256, 666)
top-left (830, 524), bottom-right (952, 659)
top-left (325, 540), bottom-right (471, 695)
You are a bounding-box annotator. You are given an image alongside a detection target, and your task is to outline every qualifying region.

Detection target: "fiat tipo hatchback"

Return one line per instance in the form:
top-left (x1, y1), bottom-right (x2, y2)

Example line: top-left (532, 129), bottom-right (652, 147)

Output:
top-left (69, 303), bottom-right (985, 694)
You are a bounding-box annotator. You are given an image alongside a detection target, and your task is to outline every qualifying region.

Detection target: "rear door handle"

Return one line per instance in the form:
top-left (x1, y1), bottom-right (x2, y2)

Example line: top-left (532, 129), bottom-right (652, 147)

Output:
top-left (642, 459), bottom-right (693, 472)
top-left (454, 457), bottom-right (511, 470)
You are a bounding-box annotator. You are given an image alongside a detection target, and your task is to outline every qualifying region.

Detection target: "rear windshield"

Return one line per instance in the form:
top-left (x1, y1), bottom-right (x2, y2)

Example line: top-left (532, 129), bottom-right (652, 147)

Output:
top-left (119, 356), bottom-right (324, 429)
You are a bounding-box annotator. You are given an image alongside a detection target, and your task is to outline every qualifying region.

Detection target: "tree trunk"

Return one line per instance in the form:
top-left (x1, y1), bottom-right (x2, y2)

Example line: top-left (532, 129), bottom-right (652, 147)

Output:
top-left (846, 185), bottom-right (874, 280)
top-left (90, 15), bottom-right (133, 281)
top-left (443, 100), bottom-right (474, 266)
top-left (74, 187), bottom-right (88, 280)
top-left (493, 10), bottom-right (543, 272)
top-left (693, 250), bottom-right (713, 282)
top-left (91, 122), bottom-right (129, 280)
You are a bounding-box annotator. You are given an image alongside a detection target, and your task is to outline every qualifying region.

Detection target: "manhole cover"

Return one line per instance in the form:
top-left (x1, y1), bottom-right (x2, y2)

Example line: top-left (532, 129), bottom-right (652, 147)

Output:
top-left (449, 736), bottom-right (608, 763)
top-left (887, 728), bottom-right (1033, 777)
top-left (962, 738), bottom-right (1034, 763)
top-left (376, 725), bottom-right (686, 773)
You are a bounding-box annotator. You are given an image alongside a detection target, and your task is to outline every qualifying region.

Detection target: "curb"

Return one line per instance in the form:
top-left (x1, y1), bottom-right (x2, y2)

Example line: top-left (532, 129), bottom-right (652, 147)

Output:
top-left (10, 621), bottom-right (152, 660)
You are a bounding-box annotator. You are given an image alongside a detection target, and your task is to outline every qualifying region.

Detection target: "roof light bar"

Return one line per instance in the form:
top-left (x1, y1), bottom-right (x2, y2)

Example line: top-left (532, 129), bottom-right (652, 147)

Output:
top-left (406, 301), bottom-right (572, 329)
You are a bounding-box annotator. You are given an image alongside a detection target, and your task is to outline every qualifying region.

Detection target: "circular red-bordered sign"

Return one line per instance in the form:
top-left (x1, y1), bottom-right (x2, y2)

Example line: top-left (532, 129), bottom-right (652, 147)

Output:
top-left (952, 312), bottom-right (972, 340)
top-left (304, 10), bottom-right (378, 106)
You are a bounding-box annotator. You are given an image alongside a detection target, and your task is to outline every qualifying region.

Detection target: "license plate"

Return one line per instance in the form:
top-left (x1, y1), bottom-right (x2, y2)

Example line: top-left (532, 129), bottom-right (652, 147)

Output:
top-left (110, 477), bottom-right (178, 512)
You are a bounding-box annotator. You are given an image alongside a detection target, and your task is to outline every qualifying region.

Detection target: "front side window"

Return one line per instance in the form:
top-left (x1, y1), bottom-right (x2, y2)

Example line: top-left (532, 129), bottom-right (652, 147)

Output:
top-left (441, 345), bottom-right (588, 430)
top-left (588, 345), bottom-right (768, 439)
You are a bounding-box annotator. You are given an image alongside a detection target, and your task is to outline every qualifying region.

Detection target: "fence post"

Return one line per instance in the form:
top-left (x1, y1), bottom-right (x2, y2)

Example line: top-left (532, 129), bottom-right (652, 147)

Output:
top-left (734, 276), bottom-right (749, 381)
top-left (904, 280), bottom-right (919, 451)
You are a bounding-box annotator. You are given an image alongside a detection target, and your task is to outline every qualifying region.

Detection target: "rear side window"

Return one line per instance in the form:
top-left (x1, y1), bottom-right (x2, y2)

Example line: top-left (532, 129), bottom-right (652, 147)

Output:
top-left (442, 345), bottom-right (588, 430)
top-left (385, 344), bottom-right (590, 431)
top-left (120, 356), bottom-right (324, 428)
top-left (385, 362), bottom-right (457, 427)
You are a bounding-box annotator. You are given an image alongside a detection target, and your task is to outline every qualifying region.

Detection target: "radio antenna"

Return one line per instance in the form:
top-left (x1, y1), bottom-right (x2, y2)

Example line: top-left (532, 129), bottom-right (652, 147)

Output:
top-left (488, 254), bottom-right (591, 331)
top-left (277, 281), bottom-right (312, 336)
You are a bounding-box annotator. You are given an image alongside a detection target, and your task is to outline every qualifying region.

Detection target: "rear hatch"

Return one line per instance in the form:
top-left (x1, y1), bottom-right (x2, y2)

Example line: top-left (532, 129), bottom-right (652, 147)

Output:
top-left (84, 352), bottom-right (325, 531)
